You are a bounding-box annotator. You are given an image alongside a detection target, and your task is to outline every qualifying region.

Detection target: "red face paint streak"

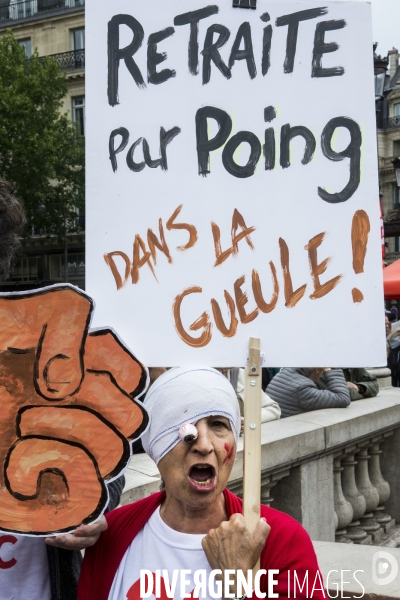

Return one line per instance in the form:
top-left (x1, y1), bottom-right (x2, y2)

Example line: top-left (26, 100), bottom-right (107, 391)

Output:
top-left (223, 443), bottom-right (234, 465)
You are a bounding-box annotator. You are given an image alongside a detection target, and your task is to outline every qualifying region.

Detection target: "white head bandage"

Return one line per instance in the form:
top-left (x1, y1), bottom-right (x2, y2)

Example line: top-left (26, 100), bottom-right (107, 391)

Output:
top-left (141, 366), bottom-right (240, 465)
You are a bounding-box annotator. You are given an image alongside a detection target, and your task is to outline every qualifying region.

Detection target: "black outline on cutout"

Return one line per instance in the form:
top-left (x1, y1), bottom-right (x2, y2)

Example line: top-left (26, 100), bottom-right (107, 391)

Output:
top-left (87, 328), bottom-right (148, 400)
top-left (0, 284), bottom-right (149, 535)
top-left (16, 404), bottom-right (132, 479)
top-left (0, 285), bottom-right (94, 402)
top-left (3, 435), bottom-right (107, 535)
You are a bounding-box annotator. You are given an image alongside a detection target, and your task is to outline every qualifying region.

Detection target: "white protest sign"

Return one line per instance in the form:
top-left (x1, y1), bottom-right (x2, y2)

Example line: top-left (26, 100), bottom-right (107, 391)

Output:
top-left (86, 0), bottom-right (386, 367)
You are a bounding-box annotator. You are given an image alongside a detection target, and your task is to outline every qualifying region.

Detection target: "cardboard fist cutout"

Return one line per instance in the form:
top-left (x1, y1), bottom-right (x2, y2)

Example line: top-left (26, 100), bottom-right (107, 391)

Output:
top-left (0, 284), bottom-right (148, 536)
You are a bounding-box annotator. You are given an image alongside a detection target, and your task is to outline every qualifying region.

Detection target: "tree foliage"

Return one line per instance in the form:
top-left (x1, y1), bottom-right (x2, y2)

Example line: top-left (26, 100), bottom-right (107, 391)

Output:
top-left (0, 31), bottom-right (84, 236)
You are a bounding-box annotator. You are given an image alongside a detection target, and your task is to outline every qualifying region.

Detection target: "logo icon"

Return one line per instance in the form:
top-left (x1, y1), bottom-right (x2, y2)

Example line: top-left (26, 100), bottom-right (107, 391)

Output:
top-left (372, 551), bottom-right (399, 586)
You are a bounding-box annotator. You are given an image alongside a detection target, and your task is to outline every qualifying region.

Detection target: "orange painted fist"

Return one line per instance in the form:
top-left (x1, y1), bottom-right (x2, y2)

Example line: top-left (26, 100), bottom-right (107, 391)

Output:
top-left (0, 285), bottom-right (148, 535)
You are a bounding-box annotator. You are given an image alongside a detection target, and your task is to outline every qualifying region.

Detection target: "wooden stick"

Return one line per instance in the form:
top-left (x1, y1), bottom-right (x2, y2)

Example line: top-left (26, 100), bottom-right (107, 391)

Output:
top-left (243, 337), bottom-right (262, 576)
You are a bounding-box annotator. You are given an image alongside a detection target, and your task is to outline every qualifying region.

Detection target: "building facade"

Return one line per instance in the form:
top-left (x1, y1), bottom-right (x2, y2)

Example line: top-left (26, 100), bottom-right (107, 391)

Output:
top-left (0, 0), bottom-right (85, 290)
top-left (376, 47), bottom-right (400, 264)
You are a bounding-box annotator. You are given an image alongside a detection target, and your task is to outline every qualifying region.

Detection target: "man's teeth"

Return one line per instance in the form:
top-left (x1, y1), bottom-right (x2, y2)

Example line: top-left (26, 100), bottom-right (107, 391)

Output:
top-left (195, 478), bottom-right (212, 486)
top-left (196, 465), bottom-right (209, 468)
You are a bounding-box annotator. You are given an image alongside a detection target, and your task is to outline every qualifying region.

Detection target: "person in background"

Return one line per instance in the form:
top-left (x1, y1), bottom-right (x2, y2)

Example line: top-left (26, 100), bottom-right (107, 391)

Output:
top-left (390, 305), bottom-right (398, 322)
top-left (386, 315), bottom-right (391, 338)
top-left (387, 310), bottom-right (400, 334)
top-left (264, 367), bottom-right (281, 385)
top-left (387, 325), bottom-right (400, 387)
top-left (266, 367), bottom-right (350, 418)
top-left (315, 368), bottom-right (379, 401)
top-left (236, 368), bottom-right (281, 422)
top-left (218, 368), bottom-right (281, 423)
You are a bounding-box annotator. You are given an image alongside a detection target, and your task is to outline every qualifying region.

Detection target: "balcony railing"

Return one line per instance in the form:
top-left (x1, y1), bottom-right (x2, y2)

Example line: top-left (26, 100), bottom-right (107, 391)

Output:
top-left (0, 0), bottom-right (84, 25)
top-left (379, 116), bottom-right (400, 130)
top-left (385, 251), bottom-right (400, 263)
top-left (44, 48), bottom-right (85, 70)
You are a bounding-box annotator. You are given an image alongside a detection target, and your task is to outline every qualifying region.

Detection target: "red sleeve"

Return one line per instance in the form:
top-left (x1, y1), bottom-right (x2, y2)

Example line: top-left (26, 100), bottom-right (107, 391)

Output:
top-left (258, 508), bottom-right (326, 599)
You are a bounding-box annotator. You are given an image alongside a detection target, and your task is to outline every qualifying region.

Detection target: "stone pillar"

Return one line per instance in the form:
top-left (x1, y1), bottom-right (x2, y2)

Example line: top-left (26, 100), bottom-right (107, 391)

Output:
top-left (333, 454), bottom-right (353, 543)
top-left (301, 456), bottom-right (335, 541)
top-left (355, 445), bottom-right (381, 540)
top-left (272, 456), bottom-right (335, 541)
top-left (261, 469), bottom-right (290, 507)
top-left (341, 448), bottom-right (368, 544)
top-left (369, 437), bottom-right (394, 532)
top-left (380, 429), bottom-right (400, 523)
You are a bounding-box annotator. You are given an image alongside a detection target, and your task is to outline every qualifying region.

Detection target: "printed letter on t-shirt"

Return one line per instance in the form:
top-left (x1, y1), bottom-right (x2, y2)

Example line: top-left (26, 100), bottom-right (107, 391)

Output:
top-left (0, 535), bottom-right (17, 569)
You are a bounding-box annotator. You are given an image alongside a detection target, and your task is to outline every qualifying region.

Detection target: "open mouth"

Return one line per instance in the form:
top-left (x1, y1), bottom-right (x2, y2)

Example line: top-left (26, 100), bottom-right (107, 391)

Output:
top-left (188, 464), bottom-right (216, 490)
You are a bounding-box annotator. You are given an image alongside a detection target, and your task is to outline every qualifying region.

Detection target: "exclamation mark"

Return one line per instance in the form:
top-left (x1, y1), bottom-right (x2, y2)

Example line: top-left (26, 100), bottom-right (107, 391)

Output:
top-left (351, 210), bottom-right (370, 303)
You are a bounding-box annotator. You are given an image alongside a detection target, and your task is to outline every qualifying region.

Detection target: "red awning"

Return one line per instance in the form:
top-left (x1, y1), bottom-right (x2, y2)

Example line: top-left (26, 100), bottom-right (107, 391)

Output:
top-left (384, 258), bottom-right (400, 300)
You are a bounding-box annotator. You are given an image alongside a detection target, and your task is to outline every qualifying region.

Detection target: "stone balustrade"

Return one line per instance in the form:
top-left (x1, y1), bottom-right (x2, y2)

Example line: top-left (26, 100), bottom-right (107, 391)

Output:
top-left (121, 369), bottom-right (400, 546)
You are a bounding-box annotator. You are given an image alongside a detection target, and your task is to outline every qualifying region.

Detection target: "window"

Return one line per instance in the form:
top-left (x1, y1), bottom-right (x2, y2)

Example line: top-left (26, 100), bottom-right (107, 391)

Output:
top-left (65, 0), bottom-right (84, 8)
top-left (73, 206), bottom-right (85, 230)
top-left (72, 96), bottom-right (85, 136)
top-left (394, 140), bottom-right (400, 157)
top-left (393, 183), bottom-right (400, 209)
top-left (71, 28), bottom-right (85, 68)
top-left (396, 238), bottom-right (400, 253)
top-left (49, 253), bottom-right (85, 280)
top-left (395, 103), bottom-right (400, 117)
top-left (72, 28), bottom-right (85, 50)
top-left (18, 38), bottom-right (32, 58)
top-left (38, 0), bottom-right (64, 11)
top-left (10, 0), bottom-right (36, 20)
top-left (10, 257), bottom-right (39, 281)
top-left (375, 72), bottom-right (385, 97)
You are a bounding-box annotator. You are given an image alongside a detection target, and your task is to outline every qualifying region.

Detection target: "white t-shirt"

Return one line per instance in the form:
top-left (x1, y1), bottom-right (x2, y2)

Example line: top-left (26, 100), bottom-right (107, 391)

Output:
top-left (0, 534), bottom-right (51, 600)
top-left (109, 508), bottom-right (221, 600)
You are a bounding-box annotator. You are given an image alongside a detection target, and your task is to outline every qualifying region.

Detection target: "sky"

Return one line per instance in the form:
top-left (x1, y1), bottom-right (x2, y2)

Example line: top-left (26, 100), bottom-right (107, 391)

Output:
top-left (298, 0), bottom-right (398, 58)
top-left (370, 0), bottom-right (399, 56)
top-left (329, 0), bottom-right (398, 56)
top-left (343, 0), bottom-right (399, 56)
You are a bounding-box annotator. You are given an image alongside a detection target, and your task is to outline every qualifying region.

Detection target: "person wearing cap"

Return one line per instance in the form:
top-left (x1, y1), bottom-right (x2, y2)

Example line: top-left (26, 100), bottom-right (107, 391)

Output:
top-left (77, 366), bottom-right (324, 600)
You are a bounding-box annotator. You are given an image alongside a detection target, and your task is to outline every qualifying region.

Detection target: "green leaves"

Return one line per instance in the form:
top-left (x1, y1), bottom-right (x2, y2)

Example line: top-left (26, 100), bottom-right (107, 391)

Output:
top-left (0, 31), bottom-right (85, 236)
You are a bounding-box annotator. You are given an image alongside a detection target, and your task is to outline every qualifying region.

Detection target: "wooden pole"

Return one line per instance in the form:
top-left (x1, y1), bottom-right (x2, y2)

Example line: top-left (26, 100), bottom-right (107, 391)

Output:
top-left (243, 337), bottom-right (262, 576)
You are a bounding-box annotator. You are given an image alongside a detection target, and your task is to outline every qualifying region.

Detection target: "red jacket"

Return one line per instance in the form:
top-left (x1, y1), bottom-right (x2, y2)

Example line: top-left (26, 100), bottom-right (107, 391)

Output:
top-left (77, 489), bottom-right (325, 600)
